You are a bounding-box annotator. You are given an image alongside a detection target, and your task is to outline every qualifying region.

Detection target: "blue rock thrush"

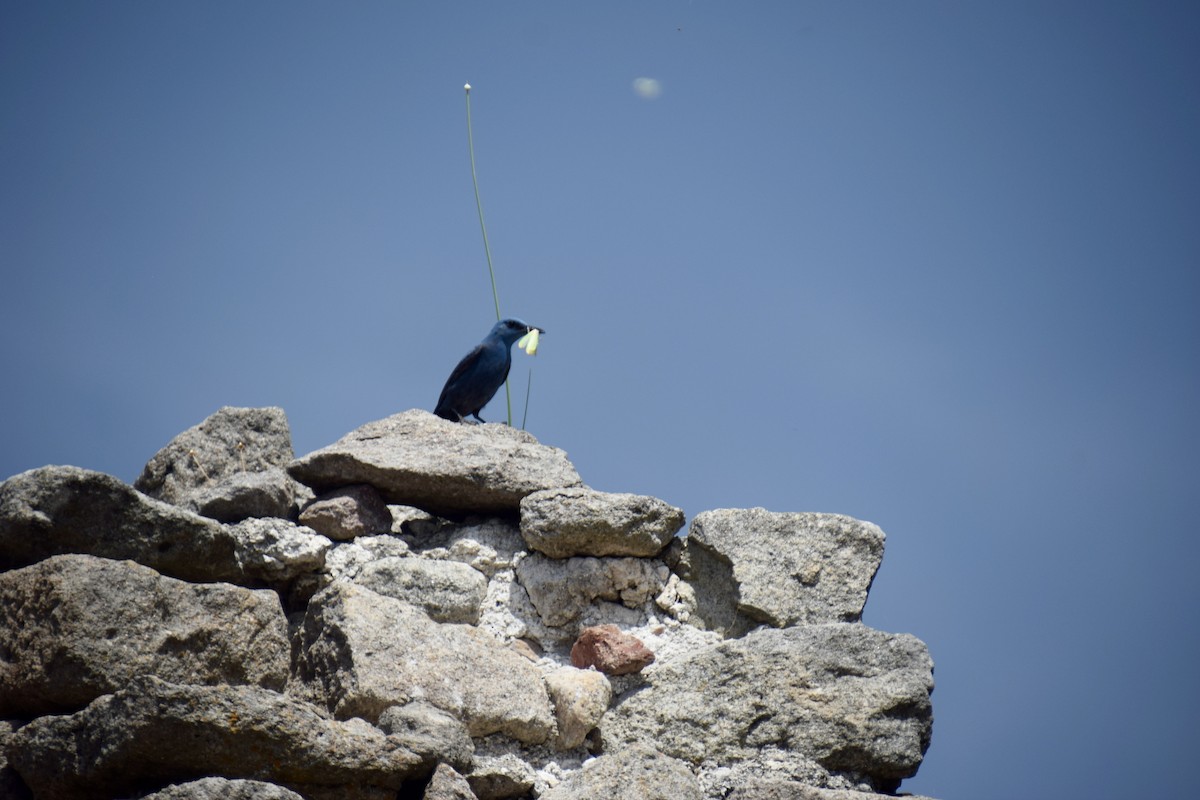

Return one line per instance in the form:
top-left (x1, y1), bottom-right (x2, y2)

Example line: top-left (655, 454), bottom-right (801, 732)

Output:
top-left (434, 318), bottom-right (544, 423)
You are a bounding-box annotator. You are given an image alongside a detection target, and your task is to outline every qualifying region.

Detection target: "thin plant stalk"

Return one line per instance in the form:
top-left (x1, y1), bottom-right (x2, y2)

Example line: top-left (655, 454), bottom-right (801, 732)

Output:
top-left (521, 370), bottom-right (532, 430)
top-left (464, 83), bottom-right (514, 425)
top-left (465, 85), bottom-right (502, 322)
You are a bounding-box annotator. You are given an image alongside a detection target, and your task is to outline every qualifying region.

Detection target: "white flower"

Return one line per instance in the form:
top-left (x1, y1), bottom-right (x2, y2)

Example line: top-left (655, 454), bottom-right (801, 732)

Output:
top-left (517, 328), bottom-right (540, 356)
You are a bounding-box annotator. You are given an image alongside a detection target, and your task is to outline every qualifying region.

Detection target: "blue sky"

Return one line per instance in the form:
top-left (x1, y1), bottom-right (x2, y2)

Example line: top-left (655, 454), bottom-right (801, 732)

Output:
top-left (3, 3), bottom-right (1198, 798)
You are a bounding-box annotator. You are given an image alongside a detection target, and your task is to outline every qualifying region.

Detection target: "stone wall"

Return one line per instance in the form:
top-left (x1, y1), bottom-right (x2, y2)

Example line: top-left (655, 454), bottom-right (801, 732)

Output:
top-left (0, 407), bottom-right (936, 800)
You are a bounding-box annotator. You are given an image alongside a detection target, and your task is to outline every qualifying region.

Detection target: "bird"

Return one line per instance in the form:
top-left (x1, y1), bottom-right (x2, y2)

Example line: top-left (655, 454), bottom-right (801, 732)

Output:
top-left (434, 318), bottom-right (544, 423)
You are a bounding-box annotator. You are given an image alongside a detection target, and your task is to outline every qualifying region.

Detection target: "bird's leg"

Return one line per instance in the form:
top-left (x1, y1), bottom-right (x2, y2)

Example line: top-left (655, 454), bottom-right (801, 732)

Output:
top-left (471, 413), bottom-right (486, 424)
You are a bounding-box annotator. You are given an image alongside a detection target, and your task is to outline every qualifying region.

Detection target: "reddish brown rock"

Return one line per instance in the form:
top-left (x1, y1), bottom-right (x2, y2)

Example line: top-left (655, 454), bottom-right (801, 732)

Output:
top-left (570, 624), bottom-right (656, 676)
top-left (299, 484), bottom-right (393, 540)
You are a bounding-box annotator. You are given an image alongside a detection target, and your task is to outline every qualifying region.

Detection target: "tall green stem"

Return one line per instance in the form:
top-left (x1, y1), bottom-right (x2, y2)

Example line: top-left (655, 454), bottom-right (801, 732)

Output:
top-left (465, 84), bottom-right (513, 425)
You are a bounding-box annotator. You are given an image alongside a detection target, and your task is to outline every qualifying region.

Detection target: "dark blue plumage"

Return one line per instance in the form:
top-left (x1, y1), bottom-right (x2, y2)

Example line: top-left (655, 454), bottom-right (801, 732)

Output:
top-left (434, 318), bottom-right (544, 423)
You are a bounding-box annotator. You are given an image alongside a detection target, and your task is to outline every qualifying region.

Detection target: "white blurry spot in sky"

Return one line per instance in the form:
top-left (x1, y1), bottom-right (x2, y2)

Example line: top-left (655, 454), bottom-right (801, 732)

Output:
top-left (632, 77), bottom-right (662, 99)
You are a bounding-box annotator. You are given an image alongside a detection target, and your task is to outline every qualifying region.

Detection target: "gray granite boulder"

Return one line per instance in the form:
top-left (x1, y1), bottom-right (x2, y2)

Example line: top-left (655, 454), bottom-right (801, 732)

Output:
top-left (601, 623), bottom-right (934, 790)
top-left (227, 516), bottom-right (330, 589)
top-left (0, 554), bottom-right (288, 718)
top-left (356, 556), bottom-right (489, 624)
top-left (0, 466), bottom-right (328, 591)
top-left (142, 778), bottom-right (305, 800)
top-left (377, 701), bottom-right (474, 772)
top-left (5, 676), bottom-right (428, 800)
top-left (135, 406), bottom-right (297, 521)
top-left (314, 533), bottom-right (412, 581)
top-left (185, 467), bottom-right (296, 523)
top-left (294, 582), bottom-right (555, 743)
top-left (0, 466), bottom-right (241, 582)
top-left (423, 763), bottom-right (479, 800)
top-left (676, 509), bottom-right (885, 636)
top-left (519, 487), bottom-right (684, 558)
top-left (465, 754), bottom-right (537, 800)
top-left (287, 410), bottom-right (582, 515)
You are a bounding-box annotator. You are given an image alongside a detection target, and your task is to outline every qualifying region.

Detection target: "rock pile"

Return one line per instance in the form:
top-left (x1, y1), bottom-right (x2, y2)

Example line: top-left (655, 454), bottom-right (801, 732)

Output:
top-left (0, 407), bottom-right (936, 800)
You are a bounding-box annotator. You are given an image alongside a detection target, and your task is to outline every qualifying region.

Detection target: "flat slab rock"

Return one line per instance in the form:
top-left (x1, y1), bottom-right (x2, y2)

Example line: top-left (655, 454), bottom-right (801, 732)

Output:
top-left (0, 465), bottom-right (327, 591)
top-left (519, 487), bottom-right (685, 558)
top-left (288, 410), bottom-right (582, 515)
top-left (5, 675), bottom-right (428, 800)
top-left (0, 466), bottom-right (241, 583)
top-left (601, 623), bottom-right (934, 790)
top-left (0, 554), bottom-right (288, 718)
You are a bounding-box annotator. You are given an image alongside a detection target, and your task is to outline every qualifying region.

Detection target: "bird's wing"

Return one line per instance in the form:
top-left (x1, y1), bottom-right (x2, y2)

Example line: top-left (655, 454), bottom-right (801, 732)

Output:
top-left (436, 343), bottom-right (487, 409)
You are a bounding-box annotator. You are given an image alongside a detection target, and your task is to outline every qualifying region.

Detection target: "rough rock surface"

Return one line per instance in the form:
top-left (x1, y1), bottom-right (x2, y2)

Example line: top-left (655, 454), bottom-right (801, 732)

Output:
top-left (299, 484), bottom-right (394, 540)
top-left (540, 745), bottom-right (704, 800)
top-left (5, 675), bottom-right (428, 800)
top-left (401, 517), bottom-right (526, 577)
top-left (516, 554), bottom-right (666, 628)
top-left (0, 554), bottom-right (288, 717)
top-left (185, 466), bottom-right (296, 523)
top-left (0, 408), bottom-right (938, 800)
top-left (570, 624), bottom-right (657, 675)
top-left (316, 533), bottom-right (413, 580)
top-left (544, 666), bottom-right (613, 749)
top-left (602, 623), bottom-right (934, 789)
top-left (377, 701), bottom-right (474, 772)
top-left (725, 783), bottom-right (940, 800)
top-left (355, 556), bottom-right (489, 624)
top-left (0, 466), bottom-right (241, 582)
top-left (0, 720), bottom-right (31, 800)
top-left (142, 777), bottom-right (306, 800)
top-left (228, 517), bottom-right (330, 588)
top-left (423, 764), bottom-right (479, 800)
top-left (519, 487), bottom-right (685, 558)
top-left (465, 753), bottom-right (536, 800)
top-left (294, 582), bottom-right (555, 743)
top-left (677, 509), bottom-right (886, 635)
top-left (287, 410), bottom-right (582, 514)
top-left (696, 754), bottom-right (875, 798)
top-left (134, 406), bottom-right (296, 520)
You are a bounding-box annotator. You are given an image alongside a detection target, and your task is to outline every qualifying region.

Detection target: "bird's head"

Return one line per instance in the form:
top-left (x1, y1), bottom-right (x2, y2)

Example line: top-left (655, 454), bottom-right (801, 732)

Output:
top-left (491, 318), bottom-right (544, 345)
